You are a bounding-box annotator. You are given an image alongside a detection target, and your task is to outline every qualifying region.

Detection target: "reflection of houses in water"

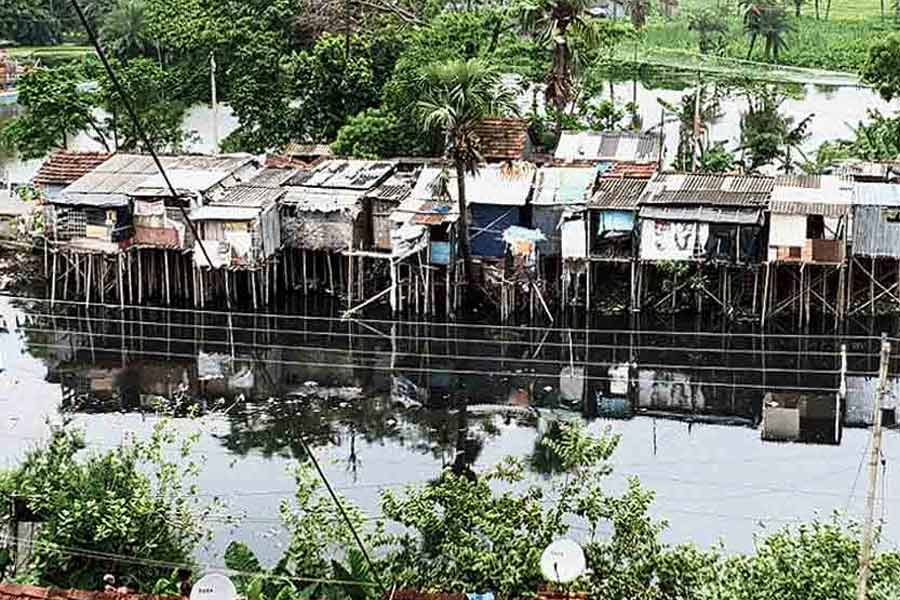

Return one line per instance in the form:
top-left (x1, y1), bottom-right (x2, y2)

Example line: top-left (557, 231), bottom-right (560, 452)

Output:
top-left (846, 375), bottom-right (899, 428)
top-left (761, 392), bottom-right (842, 445)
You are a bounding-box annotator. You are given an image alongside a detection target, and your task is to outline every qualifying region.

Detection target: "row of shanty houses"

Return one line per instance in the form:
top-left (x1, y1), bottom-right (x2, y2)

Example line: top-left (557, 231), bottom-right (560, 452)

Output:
top-left (31, 130), bottom-right (900, 322)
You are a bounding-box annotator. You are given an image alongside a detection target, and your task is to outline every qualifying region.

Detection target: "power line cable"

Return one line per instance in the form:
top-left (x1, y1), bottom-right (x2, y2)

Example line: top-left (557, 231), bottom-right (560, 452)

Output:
top-left (64, 0), bottom-right (219, 296)
top-left (7, 294), bottom-right (898, 342)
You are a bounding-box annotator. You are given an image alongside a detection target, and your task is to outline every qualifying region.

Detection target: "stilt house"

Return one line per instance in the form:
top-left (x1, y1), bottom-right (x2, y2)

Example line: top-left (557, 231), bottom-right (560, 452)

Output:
top-left (190, 168), bottom-right (286, 270)
top-left (466, 163), bottom-right (536, 259)
top-left (850, 182), bottom-right (900, 315)
top-left (638, 173), bottom-right (773, 264)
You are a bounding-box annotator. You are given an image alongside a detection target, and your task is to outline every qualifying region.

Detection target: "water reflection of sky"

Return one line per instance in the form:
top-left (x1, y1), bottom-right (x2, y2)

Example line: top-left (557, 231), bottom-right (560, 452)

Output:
top-left (0, 295), bottom-right (898, 564)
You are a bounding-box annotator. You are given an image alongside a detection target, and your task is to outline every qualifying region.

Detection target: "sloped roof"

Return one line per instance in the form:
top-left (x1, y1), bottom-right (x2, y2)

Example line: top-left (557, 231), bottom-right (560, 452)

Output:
top-left (190, 205), bottom-right (261, 220)
top-left (532, 167), bottom-right (595, 206)
top-left (639, 172), bottom-right (774, 207)
top-left (854, 182), bottom-right (900, 207)
top-left (281, 187), bottom-right (362, 214)
top-left (32, 151), bottom-right (112, 187)
top-left (603, 161), bottom-right (658, 179)
top-left (472, 118), bottom-right (529, 161)
top-left (590, 177), bottom-right (649, 209)
top-left (0, 583), bottom-right (180, 600)
top-left (61, 153), bottom-right (257, 199)
top-left (284, 160), bottom-right (394, 191)
top-left (555, 130), bottom-right (661, 164)
top-left (640, 206), bottom-right (763, 225)
top-left (770, 174), bottom-right (853, 213)
top-left (364, 172), bottom-right (416, 203)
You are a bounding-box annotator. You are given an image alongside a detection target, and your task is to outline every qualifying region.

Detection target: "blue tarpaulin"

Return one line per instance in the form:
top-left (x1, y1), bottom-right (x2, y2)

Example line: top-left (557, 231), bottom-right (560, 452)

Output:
top-left (470, 204), bottom-right (523, 257)
top-left (597, 209), bottom-right (635, 233)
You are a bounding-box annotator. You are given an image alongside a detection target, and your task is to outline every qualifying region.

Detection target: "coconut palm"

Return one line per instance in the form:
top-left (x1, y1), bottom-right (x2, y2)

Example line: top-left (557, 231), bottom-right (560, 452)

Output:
top-left (520, 0), bottom-right (600, 134)
top-left (100, 0), bottom-right (152, 61)
top-left (416, 58), bottom-right (517, 290)
top-left (745, 5), bottom-right (792, 62)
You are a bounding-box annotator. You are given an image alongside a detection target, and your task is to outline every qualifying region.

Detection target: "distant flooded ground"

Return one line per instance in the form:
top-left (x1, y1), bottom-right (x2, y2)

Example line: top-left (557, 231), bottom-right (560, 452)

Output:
top-left (0, 289), bottom-right (898, 563)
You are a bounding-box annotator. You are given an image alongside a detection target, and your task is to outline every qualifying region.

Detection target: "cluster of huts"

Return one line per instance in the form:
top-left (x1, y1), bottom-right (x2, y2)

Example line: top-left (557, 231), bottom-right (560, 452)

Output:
top-left (26, 121), bottom-right (900, 322)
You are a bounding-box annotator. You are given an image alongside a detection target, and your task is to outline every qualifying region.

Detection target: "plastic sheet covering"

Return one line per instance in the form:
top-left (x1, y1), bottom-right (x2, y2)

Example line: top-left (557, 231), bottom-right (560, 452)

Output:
top-left (561, 218), bottom-right (587, 258)
top-left (194, 240), bottom-right (229, 268)
top-left (640, 220), bottom-right (708, 260)
top-left (560, 366), bottom-right (585, 402)
top-left (225, 230), bottom-right (252, 258)
top-left (228, 367), bottom-right (254, 389)
top-left (608, 363), bottom-right (630, 395)
top-left (133, 200), bottom-right (166, 217)
top-left (198, 351), bottom-right (232, 380)
top-left (597, 210), bottom-right (635, 233)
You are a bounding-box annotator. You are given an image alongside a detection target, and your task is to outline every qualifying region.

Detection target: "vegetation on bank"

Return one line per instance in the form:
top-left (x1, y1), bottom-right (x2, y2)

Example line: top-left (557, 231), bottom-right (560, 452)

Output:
top-left (2, 421), bottom-right (900, 600)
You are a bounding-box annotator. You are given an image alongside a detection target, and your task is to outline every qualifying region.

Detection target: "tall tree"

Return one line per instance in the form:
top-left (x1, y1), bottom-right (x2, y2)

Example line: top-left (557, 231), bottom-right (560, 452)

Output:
top-left (745, 5), bottom-right (792, 62)
top-left (521, 0), bottom-right (601, 135)
top-left (688, 7), bottom-right (729, 55)
top-left (416, 58), bottom-right (517, 291)
top-left (100, 0), bottom-right (154, 61)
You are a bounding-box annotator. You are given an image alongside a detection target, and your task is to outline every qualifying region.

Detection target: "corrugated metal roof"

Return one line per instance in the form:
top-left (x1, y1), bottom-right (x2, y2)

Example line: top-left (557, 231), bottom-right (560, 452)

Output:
top-left (214, 186), bottom-right (284, 208)
top-left (639, 173), bottom-right (774, 207)
top-left (190, 205), bottom-right (260, 221)
top-left (133, 169), bottom-right (231, 196)
top-left (283, 143), bottom-right (334, 158)
top-left (769, 199), bottom-right (849, 217)
top-left (639, 205), bottom-right (763, 225)
top-left (589, 177), bottom-right (648, 209)
top-left (554, 130), bottom-right (661, 164)
top-left (769, 174), bottom-right (854, 216)
top-left (532, 167), bottom-right (595, 206)
top-left (364, 173), bottom-right (416, 203)
top-left (63, 153), bottom-right (256, 196)
top-left (853, 182), bottom-right (900, 207)
top-left (853, 205), bottom-right (900, 258)
top-left (284, 160), bottom-right (394, 190)
top-left (247, 167), bottom-right (295, 188)
top-left (281, 188), bottom-right (362, 214)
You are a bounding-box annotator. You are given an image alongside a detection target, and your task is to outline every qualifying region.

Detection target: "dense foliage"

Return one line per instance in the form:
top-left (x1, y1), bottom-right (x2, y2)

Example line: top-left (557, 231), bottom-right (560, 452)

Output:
top-left (0, 424), bottom-right (215, 591)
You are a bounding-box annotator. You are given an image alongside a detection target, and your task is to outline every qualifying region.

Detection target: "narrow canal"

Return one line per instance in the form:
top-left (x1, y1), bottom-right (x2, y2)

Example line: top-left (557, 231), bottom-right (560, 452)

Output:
top-left (0, 292), bottom-right (897, 564)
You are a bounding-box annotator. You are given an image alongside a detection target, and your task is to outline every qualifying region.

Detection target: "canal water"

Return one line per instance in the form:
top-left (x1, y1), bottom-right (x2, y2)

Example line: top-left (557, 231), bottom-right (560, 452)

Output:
top-left (0, 291), bottom-right (897, 565)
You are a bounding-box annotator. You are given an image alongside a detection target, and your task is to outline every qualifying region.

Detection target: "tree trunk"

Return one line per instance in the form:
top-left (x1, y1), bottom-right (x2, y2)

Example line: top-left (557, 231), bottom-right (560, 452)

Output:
top-left (455, 159), bottom-right (474, 292)
top-left (815, 0), bottom-right (820, 18)
top-left (747, 33), bottom-right (757, 60)
top-left (795, 1), bottom-right (801, 17)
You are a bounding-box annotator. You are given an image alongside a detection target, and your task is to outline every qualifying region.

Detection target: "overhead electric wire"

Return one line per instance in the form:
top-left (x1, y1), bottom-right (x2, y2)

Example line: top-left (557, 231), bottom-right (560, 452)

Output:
top-left (64, 0), bottom-right (218, 287)
top-left (17, 325), bottom-right (860, 377)
top-left (16, 309), bottom-right (894, 361)
top-left (19, 340), bottom-right (851, 394)
top-left (7, 294), bottom-right (898, 343)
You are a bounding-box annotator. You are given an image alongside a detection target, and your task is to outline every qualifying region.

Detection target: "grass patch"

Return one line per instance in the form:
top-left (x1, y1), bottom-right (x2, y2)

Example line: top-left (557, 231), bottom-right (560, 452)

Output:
top-left (678, 0), bottom-right (887, 20)
top-left (640, 5), bottom-right (900, 73)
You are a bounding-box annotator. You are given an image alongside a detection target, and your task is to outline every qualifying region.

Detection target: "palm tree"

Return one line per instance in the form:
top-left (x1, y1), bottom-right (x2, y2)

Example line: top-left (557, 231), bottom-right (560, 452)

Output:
top-left (416, 58), bottom-right (517, 290)
top-left (688, 8), bottom-right (729, 55)
top-left (100, 0), bottom-right (152, 61)
top-left (745, 5), bottom-right (792, 62)
top-left (521, 0), bottom-right (600, 134)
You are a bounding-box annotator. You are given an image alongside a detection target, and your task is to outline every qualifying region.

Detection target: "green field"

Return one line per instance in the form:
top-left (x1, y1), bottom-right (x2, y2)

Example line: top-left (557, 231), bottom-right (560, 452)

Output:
top-left (7, 45), bottom-right (93, 60)
top-left (639, 0), bottom-right (898, 73)
top-left (678, 0), bottom-right (886, 19)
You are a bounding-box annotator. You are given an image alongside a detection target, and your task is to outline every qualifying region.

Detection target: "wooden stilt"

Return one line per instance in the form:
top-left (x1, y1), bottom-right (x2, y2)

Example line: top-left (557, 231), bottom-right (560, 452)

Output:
top-left (50, 252), bottom-right (58, 306)
top-left (99, 257), bottom-right (105, 305)
top-left (164, 251), bottom-right (171, 305)
top-left (62, 252), bottom-right (70, 300)
top-left (137, 250), bottom-right (143, 304)
top-left (445, 266), bottom-right (451, 318)
top-left (251, 270), bottom-right (258, 310)
top-left (302, 249), bottom-right (308, 293)
top-left (225, 269), bottom-right (231, 306)
top-left (761, 263), bottom-right (770, 328)
top-left (85, 254), bottom-right (92, 306)
top-left (871, 257), bottom-right (876, 317)
top-left (118, 253), bottom-right (124, 310)
top-left (358, 256), bottom-right (364, 300)
top-left (347, 254), bottom-right (354, 310)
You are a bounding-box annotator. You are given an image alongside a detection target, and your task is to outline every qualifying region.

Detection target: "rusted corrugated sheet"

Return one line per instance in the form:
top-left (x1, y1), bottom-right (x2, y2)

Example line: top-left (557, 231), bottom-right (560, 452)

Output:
top-left (471, 118), bottom-right (529, 161)
top-left (639, 205), bottom-right (763, 225)
top-left (640, 173), bottom-right (774, 208)
top-left (769, 199), bottom-right (848, 217)
top-left (590, 178), bottom-right (648, 209)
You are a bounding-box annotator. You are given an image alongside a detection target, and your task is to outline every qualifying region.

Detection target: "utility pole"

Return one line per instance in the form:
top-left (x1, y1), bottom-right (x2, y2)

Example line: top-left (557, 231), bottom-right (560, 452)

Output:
top-left (856, 332), bottom-right (890, 600)
top-left (210, 52), bottom-right (219, 156)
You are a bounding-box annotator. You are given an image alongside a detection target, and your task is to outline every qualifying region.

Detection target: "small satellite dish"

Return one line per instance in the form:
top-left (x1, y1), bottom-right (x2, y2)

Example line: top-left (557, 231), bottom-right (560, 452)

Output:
top-left (540, 538), bottom-right (586, 584)
top-left (190, 573), bottom-right (237, 600)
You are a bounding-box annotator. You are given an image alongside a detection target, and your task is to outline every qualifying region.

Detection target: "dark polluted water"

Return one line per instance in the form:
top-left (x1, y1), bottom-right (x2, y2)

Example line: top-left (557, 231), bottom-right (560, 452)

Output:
top-left (0, 293), bottom-right (898, 564)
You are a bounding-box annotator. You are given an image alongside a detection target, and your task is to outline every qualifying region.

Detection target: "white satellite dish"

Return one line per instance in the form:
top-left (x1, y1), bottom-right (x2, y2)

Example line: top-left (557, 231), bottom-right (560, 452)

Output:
top-left (190, 573), bottom-right (237, 600)
top-left (540, 538), bottom-right (586, 583)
